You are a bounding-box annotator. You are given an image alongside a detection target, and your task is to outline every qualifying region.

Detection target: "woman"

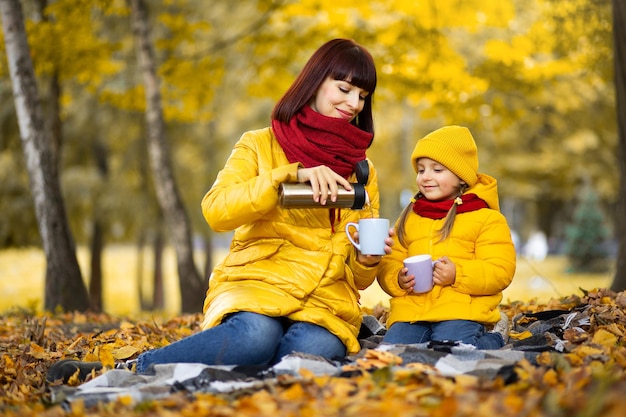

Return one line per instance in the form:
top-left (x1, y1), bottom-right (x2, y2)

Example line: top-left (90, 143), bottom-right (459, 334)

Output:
top-left (138, 38), bottom-right (392, 372)
top-left (47, 39), bottom-right (392, 382)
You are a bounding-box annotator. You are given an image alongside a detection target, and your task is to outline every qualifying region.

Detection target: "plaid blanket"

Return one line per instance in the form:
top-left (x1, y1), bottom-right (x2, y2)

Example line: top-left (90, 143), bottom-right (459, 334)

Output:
top-left (50, 307), bottom-right (590, 409)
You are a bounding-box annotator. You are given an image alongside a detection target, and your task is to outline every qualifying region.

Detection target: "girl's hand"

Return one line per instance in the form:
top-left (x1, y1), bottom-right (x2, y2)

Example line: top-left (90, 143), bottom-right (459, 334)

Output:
top-left (356, 227), bottom-right (395, 266)
top-left (433, 256), bottom-right (456, 286)
top-left (398, 267), bottom-right (415, 291)
top-left (297, 166), bottom-right (352, 205)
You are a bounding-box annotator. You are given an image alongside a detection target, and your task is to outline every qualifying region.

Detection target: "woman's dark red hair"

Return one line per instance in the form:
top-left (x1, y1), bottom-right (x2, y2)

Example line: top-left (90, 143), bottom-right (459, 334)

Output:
top-left (271, 39), bottom-right (377, 137)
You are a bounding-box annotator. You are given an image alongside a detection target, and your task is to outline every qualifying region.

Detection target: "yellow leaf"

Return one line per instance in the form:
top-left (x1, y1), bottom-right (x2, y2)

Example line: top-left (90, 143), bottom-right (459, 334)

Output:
top-left (112, 345), bottom-right (140, 360)
top-left (603, 323), bottom-right (625, 337)
top-left (118, 395), bottom-right (133, 406)
top-left (503, 394), bottom-right (525, 413)
top-left (103, 328), bottom-right (119, 338)
top-left (542, 369), bottom-right (559, 386)
top-left (67, 369), bottom-right (83, 386)
top-left (279, 384), bottom-right (306, 401)
top-left (575, 345), bottom-right (605, 358)
top-left (613, 349), bottom-right (626, 367)
top-left (28, 342), bottom-right (48, 359)
top-left (509, 330), bottom-right (533, 340)
top-left (298, 368), bottom-right (315, 379)
top-left (564, 353), bottom-right (583, 366)
top-left (66, 336), bottom-right (85, 352)
top-left (452, 374), bottom-right (479, 389)
top-left (3, 355), bottom-right (16, 375)
top-left (591, 329), bottom-right (618, 348)
top-left (99, 345), bottom-right (116, 368)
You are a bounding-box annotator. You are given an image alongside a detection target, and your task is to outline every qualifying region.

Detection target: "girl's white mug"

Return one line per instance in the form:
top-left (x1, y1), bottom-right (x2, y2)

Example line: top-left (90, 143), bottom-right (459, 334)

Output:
top-left (345, 218), bottom-right (389, 255)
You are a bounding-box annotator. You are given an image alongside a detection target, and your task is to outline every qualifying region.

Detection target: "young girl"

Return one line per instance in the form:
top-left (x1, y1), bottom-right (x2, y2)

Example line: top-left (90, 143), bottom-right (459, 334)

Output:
top-left (377, 125), bottom-right (516, 349)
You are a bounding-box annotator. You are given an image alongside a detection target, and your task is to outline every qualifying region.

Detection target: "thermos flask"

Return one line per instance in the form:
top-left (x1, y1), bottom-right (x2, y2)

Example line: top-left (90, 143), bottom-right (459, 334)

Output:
top-left (279, 183), bottom-right (369, 209)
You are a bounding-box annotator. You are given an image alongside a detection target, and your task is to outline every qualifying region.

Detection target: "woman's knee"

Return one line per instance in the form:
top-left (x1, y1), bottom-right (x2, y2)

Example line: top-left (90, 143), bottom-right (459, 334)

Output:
top-left (228, 312), bottom-right (282, 335)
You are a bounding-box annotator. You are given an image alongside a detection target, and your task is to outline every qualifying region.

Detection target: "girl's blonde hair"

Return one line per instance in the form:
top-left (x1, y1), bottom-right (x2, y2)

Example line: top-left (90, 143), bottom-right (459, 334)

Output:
top-left (396, 183), bottom-right (469, 247)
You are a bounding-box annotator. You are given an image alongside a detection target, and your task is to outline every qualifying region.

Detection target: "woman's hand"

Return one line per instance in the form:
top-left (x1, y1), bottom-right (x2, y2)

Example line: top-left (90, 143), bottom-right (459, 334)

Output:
top-left (433, 256), bottom-right (456, 286)
top-left (356, 227), bottom-right (395, 266)
top-left (297, 166), bottom-right (352, 205)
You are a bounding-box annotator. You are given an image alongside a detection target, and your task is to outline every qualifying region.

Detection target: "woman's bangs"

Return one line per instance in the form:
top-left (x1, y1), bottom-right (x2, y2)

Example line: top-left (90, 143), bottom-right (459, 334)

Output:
top-left (331, 51), bottom-right (377, 93)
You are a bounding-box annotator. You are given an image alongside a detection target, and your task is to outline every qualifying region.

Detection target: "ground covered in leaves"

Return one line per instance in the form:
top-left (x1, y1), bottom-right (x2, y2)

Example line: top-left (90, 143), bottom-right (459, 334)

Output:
top-left (1, 288), bottom-right (626, 416)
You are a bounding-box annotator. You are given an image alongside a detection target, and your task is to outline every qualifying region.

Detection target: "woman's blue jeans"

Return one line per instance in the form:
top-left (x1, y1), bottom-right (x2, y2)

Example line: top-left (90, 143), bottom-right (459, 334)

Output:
top-left (383, 320), bottom-right (504, 349)
top-left (135, 312), bottom-right (347, 373)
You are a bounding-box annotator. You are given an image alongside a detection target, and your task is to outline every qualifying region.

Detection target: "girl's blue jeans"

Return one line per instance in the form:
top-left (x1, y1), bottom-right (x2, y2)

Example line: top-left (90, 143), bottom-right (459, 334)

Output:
top-left (383, 320), bottom-right (504, 349)
top-left (135, 312), bottom-right (347, 373)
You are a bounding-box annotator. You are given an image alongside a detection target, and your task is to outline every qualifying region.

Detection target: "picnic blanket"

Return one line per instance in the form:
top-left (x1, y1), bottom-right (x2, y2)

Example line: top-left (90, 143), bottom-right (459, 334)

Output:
top-left (49, 306), bottom-right (592, 409)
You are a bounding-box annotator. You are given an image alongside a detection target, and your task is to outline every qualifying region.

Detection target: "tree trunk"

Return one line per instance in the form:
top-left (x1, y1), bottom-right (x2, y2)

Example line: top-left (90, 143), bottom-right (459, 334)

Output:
top-left (136, 230), bottom-right (149, 310)
top-left (128, 0), bottom-right (205, 313)
top-left (88, 139), bottom-right (109, 312)
top-left (611, 0), bottom-right (626, 292)
top-left (153, 229), bottom-right (164, 310)
top-left (89, 221), bottom-right (103, 312)
top-left (0, 0), bottom-right (90, 312)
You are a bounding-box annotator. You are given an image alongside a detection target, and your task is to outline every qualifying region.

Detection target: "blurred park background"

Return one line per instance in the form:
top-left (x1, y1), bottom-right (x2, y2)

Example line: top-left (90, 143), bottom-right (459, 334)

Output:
top-left (0, 246), bottom-right (615, 315)
top-left (0, 0), bottom-right (621, 314)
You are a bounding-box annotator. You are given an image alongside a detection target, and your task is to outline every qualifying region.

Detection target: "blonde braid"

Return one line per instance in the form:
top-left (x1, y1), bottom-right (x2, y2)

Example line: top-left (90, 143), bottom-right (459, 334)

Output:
top-left (436, 184), bottom-right (468, 243)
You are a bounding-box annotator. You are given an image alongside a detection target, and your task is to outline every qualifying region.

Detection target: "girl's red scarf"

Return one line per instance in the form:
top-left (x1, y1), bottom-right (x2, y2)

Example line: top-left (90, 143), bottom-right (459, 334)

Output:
top-left (412, 193), bottom-right (489, 219)
top-left (271, 106), bottom-right (373, 178)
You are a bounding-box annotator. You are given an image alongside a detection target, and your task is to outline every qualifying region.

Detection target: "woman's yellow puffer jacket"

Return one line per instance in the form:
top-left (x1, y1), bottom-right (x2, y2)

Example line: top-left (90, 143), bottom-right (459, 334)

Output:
top-left (377, 173), bottom-right (516, 328)
top-left (201, 127), bottom-right (381, 354)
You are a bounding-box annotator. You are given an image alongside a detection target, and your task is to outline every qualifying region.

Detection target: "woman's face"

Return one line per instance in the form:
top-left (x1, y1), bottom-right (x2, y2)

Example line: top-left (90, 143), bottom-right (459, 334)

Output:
top-left (416, 157), bottom-right (464, 201)
top-left (310, 77), bottom-right (369, 122)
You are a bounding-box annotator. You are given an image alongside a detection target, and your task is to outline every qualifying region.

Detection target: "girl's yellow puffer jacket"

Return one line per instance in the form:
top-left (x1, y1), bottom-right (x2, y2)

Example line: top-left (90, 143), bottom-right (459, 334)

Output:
top-left (377, 173), bottom-right (516, 328)
top-left (201, 127), bottom-right (381, 354)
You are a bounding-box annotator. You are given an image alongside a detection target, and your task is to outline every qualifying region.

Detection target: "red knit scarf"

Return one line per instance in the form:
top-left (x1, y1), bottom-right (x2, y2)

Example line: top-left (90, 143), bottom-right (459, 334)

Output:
top-left (271, 106), bottom-right (373, 178)
top-left (412, 193), bottom-right (489, 219)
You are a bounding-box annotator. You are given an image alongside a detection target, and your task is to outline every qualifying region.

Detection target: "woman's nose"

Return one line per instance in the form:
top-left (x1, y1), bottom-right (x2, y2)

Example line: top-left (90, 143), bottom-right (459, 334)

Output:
top-left (347, 91), bottom-right (360, 109)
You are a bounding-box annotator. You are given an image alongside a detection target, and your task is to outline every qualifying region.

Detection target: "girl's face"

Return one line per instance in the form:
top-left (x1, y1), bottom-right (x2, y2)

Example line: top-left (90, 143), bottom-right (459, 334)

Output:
top-left (310, 77), bottom-right (369, 122)
top-left (416, 157), bottom-right (464, 201)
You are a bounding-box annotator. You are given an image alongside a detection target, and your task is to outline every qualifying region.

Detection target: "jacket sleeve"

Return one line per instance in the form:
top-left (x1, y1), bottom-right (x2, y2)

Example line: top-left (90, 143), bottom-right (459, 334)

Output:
top-left (201, 129), bottom-right (299, 232)
top-left (452, 211), bottom-right (516, 296)
top-left (347, 249), bottom-right (379, 290)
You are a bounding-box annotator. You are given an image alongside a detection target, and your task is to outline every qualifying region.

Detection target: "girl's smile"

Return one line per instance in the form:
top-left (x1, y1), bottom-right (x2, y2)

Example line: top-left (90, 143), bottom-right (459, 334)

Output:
top-left (416, 157), bottom-right (464, 201)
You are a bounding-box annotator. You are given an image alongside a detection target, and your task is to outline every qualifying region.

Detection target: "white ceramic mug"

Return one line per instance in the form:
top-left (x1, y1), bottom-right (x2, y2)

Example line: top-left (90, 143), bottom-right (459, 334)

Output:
top-left (345, 218), bottom-right (389, 255)
top-left (404, 254), bottom-right (440, 293)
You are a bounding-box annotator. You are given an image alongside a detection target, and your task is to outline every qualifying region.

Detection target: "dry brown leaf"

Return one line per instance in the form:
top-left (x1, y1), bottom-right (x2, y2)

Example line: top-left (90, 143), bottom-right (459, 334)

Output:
top-left (2, 291), bottom-right (626, 416)
top-left (27, 343), bottom-right (48, 360)
top-left (363, 349), bottom-right (403, 365)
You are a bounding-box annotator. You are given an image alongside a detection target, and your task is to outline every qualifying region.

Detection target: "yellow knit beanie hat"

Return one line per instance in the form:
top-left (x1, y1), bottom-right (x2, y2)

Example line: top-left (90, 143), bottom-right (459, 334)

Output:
top-left (411, 125), bottom-right (478, 186)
